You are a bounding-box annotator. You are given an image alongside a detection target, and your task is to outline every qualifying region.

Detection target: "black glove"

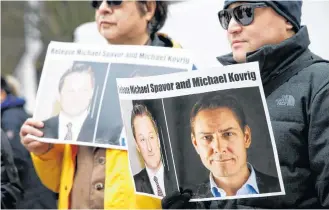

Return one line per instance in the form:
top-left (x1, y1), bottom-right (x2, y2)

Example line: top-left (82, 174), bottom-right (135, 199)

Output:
top-left (162, 188), bottom-right (197, 209)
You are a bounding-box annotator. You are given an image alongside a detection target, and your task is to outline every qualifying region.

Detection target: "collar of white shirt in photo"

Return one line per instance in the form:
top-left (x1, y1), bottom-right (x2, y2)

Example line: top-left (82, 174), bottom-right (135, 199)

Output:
top-left (145, 163), bottom-right (166, 196)
top-left (209, 162), bottom-right (259, 197)
top-left (58, 110), bottom-right (89, 141)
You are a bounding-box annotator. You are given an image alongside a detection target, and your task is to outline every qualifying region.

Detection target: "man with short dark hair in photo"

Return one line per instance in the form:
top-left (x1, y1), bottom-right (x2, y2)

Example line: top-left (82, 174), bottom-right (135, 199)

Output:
top-left (131, 104), bottom-right (166, 197)
top-left (40, 63), bottom-right (95, 142)
top-left (190, 93), bottom-right (279, 198)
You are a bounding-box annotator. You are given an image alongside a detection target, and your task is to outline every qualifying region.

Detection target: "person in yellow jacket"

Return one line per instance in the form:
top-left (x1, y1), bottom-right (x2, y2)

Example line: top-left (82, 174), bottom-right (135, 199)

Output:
top-left (20, 1), bottom-right (182, 209)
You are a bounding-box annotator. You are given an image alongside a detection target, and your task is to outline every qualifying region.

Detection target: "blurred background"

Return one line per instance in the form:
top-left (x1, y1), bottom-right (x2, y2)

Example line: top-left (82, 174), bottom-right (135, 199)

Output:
top-left (1, 0), bottom-right (329, 115)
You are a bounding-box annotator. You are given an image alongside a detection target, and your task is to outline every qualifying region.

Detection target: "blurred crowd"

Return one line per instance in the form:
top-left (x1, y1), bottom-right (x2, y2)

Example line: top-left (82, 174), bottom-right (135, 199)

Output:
top-left (1, 75), bottom-right (58, 209)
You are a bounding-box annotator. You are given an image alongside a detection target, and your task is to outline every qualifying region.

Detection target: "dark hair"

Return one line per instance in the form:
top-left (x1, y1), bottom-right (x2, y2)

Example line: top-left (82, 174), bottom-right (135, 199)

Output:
top-left (137, 1), bottom-right (168, 35)
top-left (190, 93), bottom-right (247, 135)
top-left (1, 76), bottom-right (12, 94)
top-left (58, 63), bottom-right (95, 93)
top-left (131, 104), bottom-right (158, 139)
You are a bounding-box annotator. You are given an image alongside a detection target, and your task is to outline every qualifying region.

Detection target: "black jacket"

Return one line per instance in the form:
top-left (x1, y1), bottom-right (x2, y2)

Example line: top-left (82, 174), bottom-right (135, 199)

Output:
top-left (1, 95), bottom-right (30, 166)
top-left (41, 115), bottom-right (95, 141)
top-left (1, 95), bottom-right (57, 209)
top-left (134, 167), bottom-right (175, 196)
top-left (193, 169), bottom-right (280, 199)
top-left (210, 26), bottom-right (329, 208)
top-left (41, 113), bottom-right (117, 145)
top-left (1, 129), bottom-right (23, 209)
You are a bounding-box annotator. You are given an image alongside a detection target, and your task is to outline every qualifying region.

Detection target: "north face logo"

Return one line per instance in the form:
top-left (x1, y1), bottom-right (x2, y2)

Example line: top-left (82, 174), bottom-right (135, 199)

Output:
top-left (276, 95), bottom-right (295, 106)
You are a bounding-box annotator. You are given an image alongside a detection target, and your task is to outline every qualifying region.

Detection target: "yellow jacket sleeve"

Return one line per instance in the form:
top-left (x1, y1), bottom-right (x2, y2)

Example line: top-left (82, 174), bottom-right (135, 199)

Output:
top-left (30, 144), bottom-right (65, 193)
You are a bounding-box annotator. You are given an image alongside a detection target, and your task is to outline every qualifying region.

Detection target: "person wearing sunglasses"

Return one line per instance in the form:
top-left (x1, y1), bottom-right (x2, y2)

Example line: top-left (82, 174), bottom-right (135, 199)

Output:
top-left (91, 0), bottom-right (171, 45)
top-left (162, 0), bottom-right (329, 209)
top-left (20, 1), bottom-right (183, 209)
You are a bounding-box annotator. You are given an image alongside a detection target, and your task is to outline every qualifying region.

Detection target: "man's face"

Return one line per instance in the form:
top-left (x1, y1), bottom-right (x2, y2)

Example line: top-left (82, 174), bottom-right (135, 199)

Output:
top-left (95, 1), bottom-right (154, 44)
top-left (133, 115), bottom-right (162, 170)
top-left (192, 107), bottom-right (251, 178)
top-left (227, 2), bottom-right (294, 63)
top-left (59, 72), bottom-right (94, 117)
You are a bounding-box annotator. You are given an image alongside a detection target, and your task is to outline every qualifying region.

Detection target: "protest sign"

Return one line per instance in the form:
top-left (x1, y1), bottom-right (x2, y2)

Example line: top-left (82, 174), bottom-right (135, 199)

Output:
top-left (117, 62), bottom-right (285, 201)
top-left (28, 41), bottom-right (193, 149)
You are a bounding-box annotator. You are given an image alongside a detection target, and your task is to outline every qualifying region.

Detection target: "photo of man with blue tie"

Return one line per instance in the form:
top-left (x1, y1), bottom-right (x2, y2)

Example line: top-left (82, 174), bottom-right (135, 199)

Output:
top-left (190, 93), bottom-right (280, 198)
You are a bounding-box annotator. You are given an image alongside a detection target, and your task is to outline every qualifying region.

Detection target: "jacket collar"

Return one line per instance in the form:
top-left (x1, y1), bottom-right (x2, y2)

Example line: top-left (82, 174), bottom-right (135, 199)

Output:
top-left (147, 33), bottom-right (178, 48)
top-left (217, 26), bottom-right (310, 84)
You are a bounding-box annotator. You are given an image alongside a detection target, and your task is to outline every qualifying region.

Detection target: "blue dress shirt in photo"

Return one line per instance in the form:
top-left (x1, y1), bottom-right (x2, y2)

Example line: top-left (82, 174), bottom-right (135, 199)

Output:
top-left (210, 163), bottom-right (259, 197)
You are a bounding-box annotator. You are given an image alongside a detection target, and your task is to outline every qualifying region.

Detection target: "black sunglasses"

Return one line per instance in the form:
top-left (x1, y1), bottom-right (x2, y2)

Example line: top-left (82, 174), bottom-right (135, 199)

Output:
top-left (91, 0), bottom-right (123, 9)
top-left (218, 3), bottom-right (267, 30)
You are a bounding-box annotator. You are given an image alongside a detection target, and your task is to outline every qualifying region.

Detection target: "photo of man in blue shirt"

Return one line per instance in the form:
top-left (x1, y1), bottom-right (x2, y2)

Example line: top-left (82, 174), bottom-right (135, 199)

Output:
top-left (190, 93), bottom-right (280, 198)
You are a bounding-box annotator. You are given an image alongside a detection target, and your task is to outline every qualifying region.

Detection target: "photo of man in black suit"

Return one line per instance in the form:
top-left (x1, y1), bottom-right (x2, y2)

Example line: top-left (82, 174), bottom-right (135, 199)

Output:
top-left (131, 104), bottom-right (171, 197)
top-left (41, 63), bottom-right (96, 142)
top-left (190, 93), bottom-right (280, 198)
